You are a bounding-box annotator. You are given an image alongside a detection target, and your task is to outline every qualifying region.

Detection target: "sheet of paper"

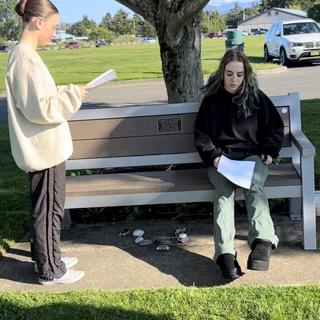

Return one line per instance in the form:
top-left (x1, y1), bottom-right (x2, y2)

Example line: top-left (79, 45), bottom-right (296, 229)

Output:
top-left (87, 69), bottom-right (116, 89)
top-left (217, 155), bottom-right (256, 189)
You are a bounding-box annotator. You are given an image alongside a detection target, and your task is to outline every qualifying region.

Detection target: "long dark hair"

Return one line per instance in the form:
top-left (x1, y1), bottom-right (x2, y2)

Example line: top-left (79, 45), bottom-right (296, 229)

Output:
top-left (15, 0), bottom-right (59, 23)
top-left (203, 49), bottom-right (260, 118)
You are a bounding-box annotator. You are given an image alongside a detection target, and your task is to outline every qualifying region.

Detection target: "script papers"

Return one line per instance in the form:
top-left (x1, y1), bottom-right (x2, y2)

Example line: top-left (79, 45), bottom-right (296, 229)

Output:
top-left (87, 69), bottom-right (117, 89)
top-left (217, 155), bottom-right (256, 189)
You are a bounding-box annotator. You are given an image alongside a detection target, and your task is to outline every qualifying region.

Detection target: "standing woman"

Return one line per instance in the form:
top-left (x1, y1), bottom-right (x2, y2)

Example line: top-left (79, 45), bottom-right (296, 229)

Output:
top-left (194, 49), bottom-right (284, 280)
top-left (5, 0), bottom-right (87, 285)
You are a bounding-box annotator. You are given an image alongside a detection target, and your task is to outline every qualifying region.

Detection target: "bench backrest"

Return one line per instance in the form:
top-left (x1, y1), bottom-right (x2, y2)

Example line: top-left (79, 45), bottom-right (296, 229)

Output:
top-left (66, 92), bottom-right (300, 170)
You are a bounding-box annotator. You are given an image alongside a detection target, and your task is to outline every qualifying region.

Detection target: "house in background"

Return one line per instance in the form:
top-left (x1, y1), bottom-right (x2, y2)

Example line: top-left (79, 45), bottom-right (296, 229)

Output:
top-left (53, 29), bottom-right (89, 42)
top-left (53, 29), bottom-right (75, 42)
top-left (238, 8), bottom-right (308, 34)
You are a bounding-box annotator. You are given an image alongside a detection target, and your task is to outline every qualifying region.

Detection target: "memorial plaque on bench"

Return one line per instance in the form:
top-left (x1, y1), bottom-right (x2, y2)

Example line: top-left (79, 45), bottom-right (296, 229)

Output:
top-left (158, 117), bottom-right (182, 133)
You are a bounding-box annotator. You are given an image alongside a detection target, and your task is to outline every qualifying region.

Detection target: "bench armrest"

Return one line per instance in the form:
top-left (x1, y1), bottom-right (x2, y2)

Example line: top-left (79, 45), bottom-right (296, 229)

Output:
top-left (291, 131), bottom-right (315, 157)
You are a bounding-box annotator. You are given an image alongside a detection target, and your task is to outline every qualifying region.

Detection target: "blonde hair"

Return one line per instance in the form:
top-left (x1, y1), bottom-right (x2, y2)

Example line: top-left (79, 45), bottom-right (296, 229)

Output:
top-left (15, 0), bottom-right (58, 23)
top-left (203, 49), bottom-right (260, 118)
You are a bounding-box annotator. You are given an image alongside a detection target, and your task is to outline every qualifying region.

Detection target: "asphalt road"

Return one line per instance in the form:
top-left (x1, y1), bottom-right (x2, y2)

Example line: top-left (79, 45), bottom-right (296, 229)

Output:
top-left (258, 63), bottom-right (320, 100)
top-left (83, 63), bottom-right (320, 107)
top-left (1, 63), bottom-right (320, 123)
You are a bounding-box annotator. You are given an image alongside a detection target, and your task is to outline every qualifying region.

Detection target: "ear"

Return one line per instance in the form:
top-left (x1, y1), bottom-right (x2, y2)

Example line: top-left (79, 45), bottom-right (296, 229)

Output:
top-left (31, 17), bottom-right (44, 30)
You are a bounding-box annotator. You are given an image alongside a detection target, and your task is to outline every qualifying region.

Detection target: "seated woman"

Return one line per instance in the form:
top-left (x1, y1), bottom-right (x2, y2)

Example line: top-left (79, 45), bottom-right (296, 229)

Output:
top-left (194, 49), bottom-right (284, 280)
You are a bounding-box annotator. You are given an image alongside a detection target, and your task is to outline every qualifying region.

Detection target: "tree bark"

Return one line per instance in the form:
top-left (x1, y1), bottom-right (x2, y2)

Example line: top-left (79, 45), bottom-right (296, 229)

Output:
top-left (116, 0), bottom-right (210, 103)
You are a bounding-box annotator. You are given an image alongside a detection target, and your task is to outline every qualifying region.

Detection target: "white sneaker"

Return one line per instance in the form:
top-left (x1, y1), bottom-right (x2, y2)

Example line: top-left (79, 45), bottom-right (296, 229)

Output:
top-left (34, 257), bottom-right (78, 273)
top-left (39, 268), bottom-right (85, 285)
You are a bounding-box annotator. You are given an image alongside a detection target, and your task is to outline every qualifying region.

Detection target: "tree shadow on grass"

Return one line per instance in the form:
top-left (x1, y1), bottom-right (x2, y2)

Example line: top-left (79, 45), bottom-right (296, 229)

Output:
top-left (247, 56), bottom-right (265, 64)
top-left (0, 301), bottom-right (174, 320)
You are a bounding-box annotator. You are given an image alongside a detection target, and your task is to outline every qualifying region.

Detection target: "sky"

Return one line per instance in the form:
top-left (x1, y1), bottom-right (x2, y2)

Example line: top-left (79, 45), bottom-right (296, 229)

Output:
top-left (52, 0), bottom-right (256, 24)
top-left (51, 0), bottom-right (131, 24)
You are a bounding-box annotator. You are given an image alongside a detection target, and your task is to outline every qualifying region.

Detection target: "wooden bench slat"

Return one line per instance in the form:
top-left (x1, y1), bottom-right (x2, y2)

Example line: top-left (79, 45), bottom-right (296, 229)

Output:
top-left (69, 114), bottom-right (195, 140)
top-left (70, 129), bottom-right (291, 160)
top-left (66, 164), bottom-right (301, 197)
top-left (71, 134), bottom-right (195, 159)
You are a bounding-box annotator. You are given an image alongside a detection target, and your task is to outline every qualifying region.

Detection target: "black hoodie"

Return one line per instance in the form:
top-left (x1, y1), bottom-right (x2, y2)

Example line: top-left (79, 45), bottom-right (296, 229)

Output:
top-left (194, 89), bottom-right (284, 167)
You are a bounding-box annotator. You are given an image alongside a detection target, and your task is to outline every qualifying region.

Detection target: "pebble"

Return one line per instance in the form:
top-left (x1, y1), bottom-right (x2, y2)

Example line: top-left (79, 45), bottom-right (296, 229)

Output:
top-left (133, 229), bottom-right (144, 237)
top-left (176, 232), bottom-right (188, 243)
top-left (139, 239), bottom-right (153, 246)
top-left (118, 228), bottom-right (130, 237)
top-left (156, 244), bottom-right (170, 251)
top-left (134, 236), bottom-right (144, 244)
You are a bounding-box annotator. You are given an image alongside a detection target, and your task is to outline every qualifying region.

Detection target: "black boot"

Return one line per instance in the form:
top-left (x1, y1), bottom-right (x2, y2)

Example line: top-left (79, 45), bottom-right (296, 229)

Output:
top-left (216, 253), bottom-right (243, 280)
top-left (247, 239), bottom-right (272, 271)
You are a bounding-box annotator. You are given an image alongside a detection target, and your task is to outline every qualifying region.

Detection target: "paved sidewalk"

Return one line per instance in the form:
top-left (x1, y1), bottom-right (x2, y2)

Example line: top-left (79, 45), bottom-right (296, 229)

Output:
top-left (0, 215), bottom-right (319, 292)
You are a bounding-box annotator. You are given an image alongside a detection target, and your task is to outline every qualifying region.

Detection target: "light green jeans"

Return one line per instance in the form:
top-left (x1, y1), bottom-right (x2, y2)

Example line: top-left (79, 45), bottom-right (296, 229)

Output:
top-left (208, 155), bottom-right (279, 261)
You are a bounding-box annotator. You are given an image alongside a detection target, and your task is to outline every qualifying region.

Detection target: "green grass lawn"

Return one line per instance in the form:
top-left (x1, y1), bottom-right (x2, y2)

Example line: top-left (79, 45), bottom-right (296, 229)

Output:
top-left (0, 36), bottom-right (271, 92)
top-left (1, 286), bottom-right (320, 319)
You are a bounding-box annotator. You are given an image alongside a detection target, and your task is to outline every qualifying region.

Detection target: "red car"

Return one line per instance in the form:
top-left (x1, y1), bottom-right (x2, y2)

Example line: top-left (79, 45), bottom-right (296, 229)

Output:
top-left (208, 32), bottom-right (223, 38)
top-left (65, 41), bottom-right (80, 49)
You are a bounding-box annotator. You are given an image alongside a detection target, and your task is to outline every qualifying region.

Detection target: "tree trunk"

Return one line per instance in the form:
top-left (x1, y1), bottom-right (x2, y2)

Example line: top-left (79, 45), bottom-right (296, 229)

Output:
top-left (116, 0), bottom-right (209, 103)
top-left (157, 14), bottom-right (204, 103)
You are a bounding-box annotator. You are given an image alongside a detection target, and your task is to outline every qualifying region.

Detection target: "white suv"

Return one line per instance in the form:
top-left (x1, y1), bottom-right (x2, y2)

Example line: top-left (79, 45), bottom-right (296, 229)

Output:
top-left (264, 19), bottom-right (320, 66)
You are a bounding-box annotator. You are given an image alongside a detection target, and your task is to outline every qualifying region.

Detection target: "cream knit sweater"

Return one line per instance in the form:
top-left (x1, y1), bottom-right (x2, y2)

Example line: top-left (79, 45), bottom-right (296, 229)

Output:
top-left (5, 44), bottom-right (82, 172)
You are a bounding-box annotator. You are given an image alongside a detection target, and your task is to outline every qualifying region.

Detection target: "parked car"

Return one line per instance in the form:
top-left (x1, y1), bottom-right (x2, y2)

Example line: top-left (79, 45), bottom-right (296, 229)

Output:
top-left (208, 32), bottom-right (223, 38)
top-left (264, 18), bottom-right (320, 66)
top-left (139, 37), bottom-right (157, 44)
top-left (65, 41), bottom-right (80, 49)
top-left (95, 39), bottom-right (107, 47)
top-left (254, 29), bottom-right (267, 35)
top-left (0, 45), bottom-right (9, 53)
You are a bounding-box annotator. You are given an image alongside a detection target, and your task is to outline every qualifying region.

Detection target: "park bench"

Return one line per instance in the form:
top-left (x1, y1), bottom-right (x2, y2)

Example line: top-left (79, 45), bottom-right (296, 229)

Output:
top-left (64, 92), bottom-right (316, 250)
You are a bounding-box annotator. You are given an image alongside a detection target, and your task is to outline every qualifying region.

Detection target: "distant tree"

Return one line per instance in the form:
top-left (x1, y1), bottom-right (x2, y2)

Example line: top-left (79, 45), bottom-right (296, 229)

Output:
top-left (68, 16), bottom-right (97, 37)
top-left (210, 11), bottom-right (226, 32)
top-left (244, 3), bottom-right (260, 20)
top-left (200, 11), bottom-right (210, 33)
top-left (300, 0), bottom-right (316, 11)
top-left (308, 2), bottom-right (320, 22)
top-left (201, 11), bottom-right (225, 33)
top-left (259, 0), bottom-right (269, 12)
top-left (225, 3), bottom-right (242, 28)
top-left (116, 0), bottom-right (210, 103)
top-left (258, 0), bottom-right (313, 13)
top-left (100, 13), bottom-right (113, 31)
top-left (130, 14), bottom-right (143, 36)
top-left (0, 0), bottom-right (21, 40)
top-left (266, 0), bottom-right (291, 7)
top-left (90, 27), bottom-right (114, 42)
top-left (111, 9), bottom-right (132, 35)
top-left (131, 13), bottom-right (156, 37)
top-left (140, 20), bottom-right (156, 37)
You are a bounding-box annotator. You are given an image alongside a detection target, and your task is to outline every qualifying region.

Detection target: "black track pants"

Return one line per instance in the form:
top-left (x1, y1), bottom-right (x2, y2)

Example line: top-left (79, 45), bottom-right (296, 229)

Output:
top-left (29, 162), bottom-right (67, 280)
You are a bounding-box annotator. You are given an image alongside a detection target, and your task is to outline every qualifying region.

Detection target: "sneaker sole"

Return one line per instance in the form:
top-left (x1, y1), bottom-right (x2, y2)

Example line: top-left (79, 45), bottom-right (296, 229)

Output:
top-left (247, 259), bottom-right (269, 271)
top-left (39, 271), bottom-right (85, 285)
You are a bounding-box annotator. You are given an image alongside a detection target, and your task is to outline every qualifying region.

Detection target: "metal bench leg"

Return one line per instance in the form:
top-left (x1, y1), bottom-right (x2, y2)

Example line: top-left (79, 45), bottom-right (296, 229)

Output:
top-left (289, 198), bottom-right (302, 220)
top-left (301, 157), bottom-right (317, 250)
top-left (62, 209), bottom-right (72, 231)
